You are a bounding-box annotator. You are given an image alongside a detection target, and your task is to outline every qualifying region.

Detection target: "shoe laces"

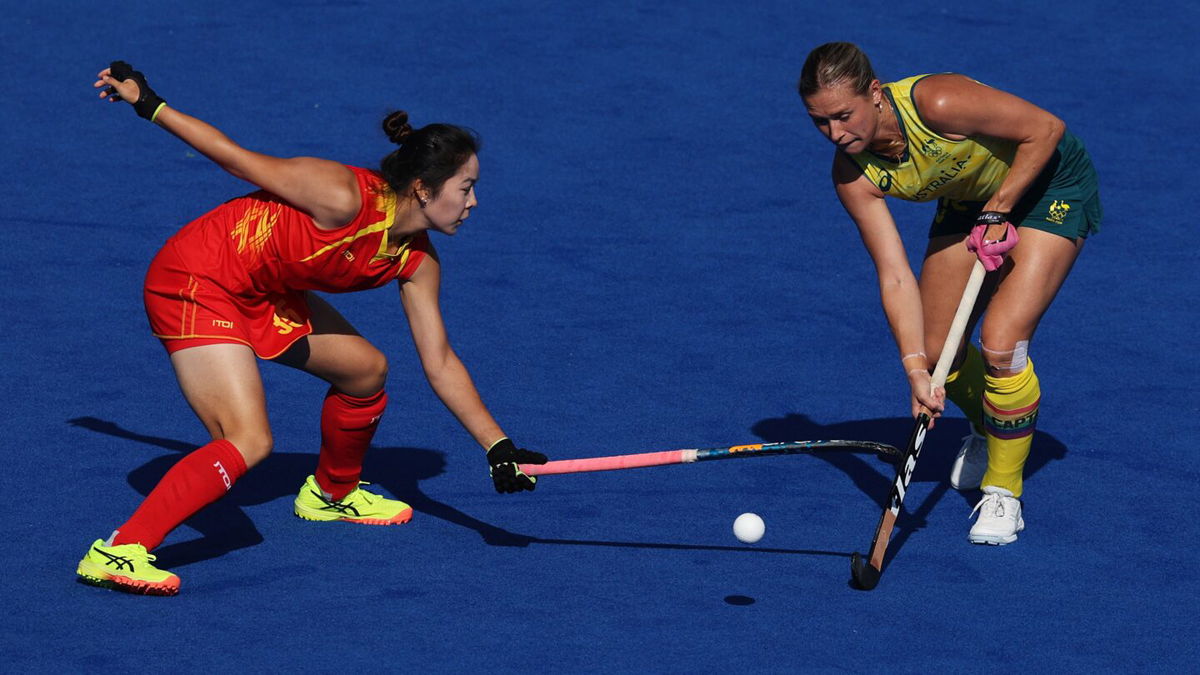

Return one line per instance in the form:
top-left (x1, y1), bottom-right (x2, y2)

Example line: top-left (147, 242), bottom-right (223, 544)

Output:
top-left (970, 491), bottom-right (1012, 520)
top-left (969, 487), bottom-right (1017, 521)
top-left (98, 544), bottom-right (157, 570)
top-left (310, 481), bottom-right (379, 516)
top-left (344, 481), bottom-right (378, 504)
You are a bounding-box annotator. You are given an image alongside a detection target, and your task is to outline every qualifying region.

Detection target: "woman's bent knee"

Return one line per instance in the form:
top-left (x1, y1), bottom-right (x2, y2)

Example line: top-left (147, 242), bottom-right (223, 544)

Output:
top-left (343, 351), bottom-right (388, 396)
top-left (981, 339), bottom-right (1030, 377)
top-left (224, 432), bottom-right (274, 468)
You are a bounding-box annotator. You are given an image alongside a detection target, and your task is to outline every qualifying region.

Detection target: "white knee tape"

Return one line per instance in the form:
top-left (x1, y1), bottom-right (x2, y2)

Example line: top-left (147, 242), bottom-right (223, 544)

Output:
top-left (982, 340), bottom-right (1029, 372)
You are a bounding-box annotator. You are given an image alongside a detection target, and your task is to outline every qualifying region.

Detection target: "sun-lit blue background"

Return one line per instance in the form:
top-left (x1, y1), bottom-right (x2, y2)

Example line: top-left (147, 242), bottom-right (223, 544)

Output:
top-left (2, 1), bottom-right (1196, 671)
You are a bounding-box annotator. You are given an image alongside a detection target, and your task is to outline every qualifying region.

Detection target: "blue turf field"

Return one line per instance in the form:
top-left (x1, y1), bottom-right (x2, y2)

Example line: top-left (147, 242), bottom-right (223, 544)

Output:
top-left (2, 0), bottom-right (1198, 671)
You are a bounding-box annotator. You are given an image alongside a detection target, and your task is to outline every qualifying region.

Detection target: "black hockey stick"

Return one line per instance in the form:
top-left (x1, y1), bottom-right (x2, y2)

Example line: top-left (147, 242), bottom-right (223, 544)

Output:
top-left (851, 261), bottom-right (987, 590)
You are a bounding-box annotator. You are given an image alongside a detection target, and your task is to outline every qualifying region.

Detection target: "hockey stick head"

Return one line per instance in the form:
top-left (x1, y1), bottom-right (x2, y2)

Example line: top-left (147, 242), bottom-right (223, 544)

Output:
top-left (849, 552), bottom-right (880, 590)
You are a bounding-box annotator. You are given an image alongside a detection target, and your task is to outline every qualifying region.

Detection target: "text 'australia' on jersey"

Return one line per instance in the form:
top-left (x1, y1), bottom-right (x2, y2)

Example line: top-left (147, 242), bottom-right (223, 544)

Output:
top-left (849, 74), bottom-right (1017, 203)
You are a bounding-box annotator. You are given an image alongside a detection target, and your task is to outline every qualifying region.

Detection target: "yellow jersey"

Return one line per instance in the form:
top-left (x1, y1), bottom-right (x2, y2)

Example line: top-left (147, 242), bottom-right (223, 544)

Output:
top-left (849, 74), bottom-right (1016, 202)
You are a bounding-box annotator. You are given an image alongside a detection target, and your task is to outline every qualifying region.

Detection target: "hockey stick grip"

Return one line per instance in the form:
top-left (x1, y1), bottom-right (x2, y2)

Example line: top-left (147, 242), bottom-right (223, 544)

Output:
top-left (519, 440), bottom-right (899, 477)
top-left (521, 450), bottom-right (686, 476)
top-left (930, 262), bottom-right (987, 388)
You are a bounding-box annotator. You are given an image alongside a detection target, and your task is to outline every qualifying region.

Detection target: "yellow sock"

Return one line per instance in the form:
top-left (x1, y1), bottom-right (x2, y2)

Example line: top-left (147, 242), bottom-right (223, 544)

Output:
top-left (945, 343), bottom-right (985, 435)
top-left (981, 359), bottom-right (1040, 497)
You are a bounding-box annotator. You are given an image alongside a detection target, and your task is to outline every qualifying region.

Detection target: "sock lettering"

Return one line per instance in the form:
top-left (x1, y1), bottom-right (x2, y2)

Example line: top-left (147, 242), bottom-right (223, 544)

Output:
top-left (213, 460), bottom-right (232, 490)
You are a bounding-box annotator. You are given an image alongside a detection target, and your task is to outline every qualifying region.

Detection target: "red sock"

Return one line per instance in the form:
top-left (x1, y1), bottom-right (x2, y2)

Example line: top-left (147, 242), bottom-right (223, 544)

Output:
top-left (112, 439), bottom-right (248, 550)
top-left (315, 388), bottom-right (387, 500)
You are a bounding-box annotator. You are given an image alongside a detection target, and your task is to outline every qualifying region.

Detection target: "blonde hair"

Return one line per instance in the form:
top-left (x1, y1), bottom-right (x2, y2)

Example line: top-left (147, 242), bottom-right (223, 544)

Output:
top-left (797, 42), bottom-right (877, 98)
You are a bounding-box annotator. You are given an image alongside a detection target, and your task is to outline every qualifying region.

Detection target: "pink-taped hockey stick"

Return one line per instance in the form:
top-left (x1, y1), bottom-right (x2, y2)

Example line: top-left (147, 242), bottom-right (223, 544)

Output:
top-left (520, 439), bottom-right (898, 477)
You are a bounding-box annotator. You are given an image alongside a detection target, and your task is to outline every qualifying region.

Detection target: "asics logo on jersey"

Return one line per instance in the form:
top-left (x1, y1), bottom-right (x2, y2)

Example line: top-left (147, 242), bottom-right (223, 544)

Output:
top-left (1047, 200), bottom-right (1071, 225)
top-left (878, 171), bottom-right (893, 192)
top-left (343, 250), bottom-right (356, 262)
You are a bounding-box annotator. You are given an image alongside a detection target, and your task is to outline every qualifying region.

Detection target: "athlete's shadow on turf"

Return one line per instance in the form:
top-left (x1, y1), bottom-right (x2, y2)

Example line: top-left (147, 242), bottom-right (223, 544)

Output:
top-left (68, 416), bottom-right (536, 568)
top-left (751, 413), bottom-right (1067, 505)
top-left (74, 413), bottom-right (1068, 567)
top-left (70, 416), bottom-right (853, 562)
top-left (750, 413), bottom-right (1068, 571)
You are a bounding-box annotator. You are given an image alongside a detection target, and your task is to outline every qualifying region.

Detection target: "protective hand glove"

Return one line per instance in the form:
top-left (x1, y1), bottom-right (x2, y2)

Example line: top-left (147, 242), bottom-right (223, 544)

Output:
top-left (487, 438), bottom-right (547, 493)
top-left (106, 61), bottom-right (167, 121)
top-left (965, 212), bottom-right (1019, 272)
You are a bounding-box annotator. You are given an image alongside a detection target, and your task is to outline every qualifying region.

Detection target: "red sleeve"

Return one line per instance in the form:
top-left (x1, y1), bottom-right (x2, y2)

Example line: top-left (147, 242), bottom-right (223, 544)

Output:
top-left (398, 231), bottom-right (432, 280)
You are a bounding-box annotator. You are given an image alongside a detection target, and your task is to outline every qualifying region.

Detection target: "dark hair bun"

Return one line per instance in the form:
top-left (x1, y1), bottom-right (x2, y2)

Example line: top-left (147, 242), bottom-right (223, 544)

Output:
top-left (383, 111), bottom-right (413, 145)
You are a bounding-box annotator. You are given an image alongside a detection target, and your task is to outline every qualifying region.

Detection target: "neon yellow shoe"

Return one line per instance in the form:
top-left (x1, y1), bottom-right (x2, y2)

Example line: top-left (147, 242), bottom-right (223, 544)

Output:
top-left (76, 539), bottom-right (180, 596)
top-left (293, 475), bottom-right (413, 525)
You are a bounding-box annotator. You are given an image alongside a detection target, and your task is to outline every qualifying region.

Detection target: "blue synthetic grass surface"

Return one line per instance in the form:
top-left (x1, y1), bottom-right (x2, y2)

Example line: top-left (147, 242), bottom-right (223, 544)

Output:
top-left (2, 0), bottom-right (1197, 671)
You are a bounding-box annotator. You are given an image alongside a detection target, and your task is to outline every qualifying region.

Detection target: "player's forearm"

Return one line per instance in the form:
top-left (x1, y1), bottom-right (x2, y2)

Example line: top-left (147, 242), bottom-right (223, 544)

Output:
top-left (424, 353), bottom-right (506, 449)
top-left (152, 106), bottom-right (260, 183)
top-left (878, 277), bottom-right (927, 369)
top-left (983, 117), bottom-right (1065, 214)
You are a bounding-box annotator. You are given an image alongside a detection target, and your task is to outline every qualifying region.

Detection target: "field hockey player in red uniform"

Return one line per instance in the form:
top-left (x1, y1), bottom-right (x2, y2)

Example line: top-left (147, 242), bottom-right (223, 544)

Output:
top-left (76, 62), bottom-right (547, 596)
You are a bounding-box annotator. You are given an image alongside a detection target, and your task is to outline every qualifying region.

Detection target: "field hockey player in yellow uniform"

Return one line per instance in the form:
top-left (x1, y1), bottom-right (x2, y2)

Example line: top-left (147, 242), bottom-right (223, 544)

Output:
top-left (798, 43), bottom-right (1102, 545)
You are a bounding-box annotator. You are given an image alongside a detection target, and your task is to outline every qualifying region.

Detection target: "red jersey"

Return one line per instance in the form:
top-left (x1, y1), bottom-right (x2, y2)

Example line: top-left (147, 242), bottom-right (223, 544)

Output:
top-left (144, 165), bottom-right (431, 358)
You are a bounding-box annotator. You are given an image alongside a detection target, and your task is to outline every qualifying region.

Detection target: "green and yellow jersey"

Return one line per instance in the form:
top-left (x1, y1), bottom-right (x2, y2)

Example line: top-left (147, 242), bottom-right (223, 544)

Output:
top-left (850, 74), bottom-right (1102, 239)
top-left (850, 74), bottom-right (1016, 202)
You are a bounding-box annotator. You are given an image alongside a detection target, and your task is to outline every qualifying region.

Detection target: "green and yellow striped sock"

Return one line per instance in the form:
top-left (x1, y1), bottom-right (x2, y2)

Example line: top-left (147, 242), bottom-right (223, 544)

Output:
top-left (981, 360), bottom-right (1040, 498)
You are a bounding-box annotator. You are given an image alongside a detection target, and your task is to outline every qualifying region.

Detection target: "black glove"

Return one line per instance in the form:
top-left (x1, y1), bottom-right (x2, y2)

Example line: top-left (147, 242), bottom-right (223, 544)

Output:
top-left (487, 438), bottom-right (547, 493)
top-left (107, 61), bottom-right (167, 121)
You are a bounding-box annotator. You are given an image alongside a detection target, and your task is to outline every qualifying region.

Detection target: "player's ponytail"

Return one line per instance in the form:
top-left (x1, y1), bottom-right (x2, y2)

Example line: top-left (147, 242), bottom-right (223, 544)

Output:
top-left (382, 111), bottom-right (413, 145)
top-left (380, 111), bottom-right (479, 199)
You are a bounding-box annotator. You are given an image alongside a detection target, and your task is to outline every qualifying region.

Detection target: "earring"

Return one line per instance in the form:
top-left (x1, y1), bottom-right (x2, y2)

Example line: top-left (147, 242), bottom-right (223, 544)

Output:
top-left (417, 195), bottom-right (428, 208)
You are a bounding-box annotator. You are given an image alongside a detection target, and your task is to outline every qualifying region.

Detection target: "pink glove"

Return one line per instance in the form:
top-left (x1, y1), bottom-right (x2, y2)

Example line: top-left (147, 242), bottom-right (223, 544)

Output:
top-left (966, 216), bottom-right (1018, 272)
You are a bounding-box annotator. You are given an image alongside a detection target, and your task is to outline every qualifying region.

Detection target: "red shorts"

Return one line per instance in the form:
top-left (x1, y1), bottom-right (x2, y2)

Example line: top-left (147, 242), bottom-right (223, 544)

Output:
top-left (143, 242), bottom-right (313, 359)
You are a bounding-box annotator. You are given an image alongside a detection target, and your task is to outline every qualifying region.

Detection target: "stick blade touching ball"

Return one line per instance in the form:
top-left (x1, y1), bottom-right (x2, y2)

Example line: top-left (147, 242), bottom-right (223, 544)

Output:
top-left (849, 552), bottom-right (880, 590)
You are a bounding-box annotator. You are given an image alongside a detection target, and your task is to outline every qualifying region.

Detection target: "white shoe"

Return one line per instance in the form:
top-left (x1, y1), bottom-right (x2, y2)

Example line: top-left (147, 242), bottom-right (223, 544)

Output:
top-left (968, 486), bottom-right (1024, 545)
top-left (950, 429), bottom-right (988, 490)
